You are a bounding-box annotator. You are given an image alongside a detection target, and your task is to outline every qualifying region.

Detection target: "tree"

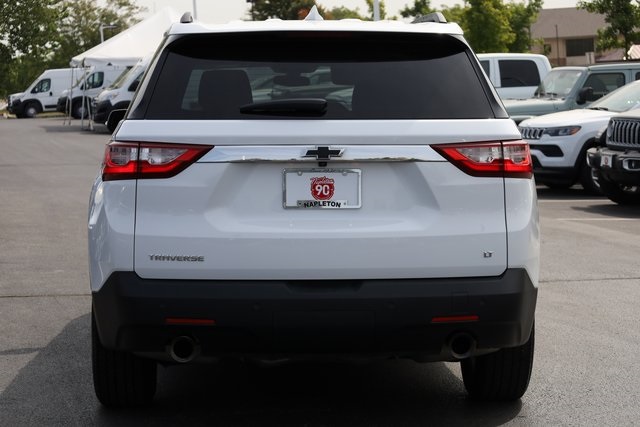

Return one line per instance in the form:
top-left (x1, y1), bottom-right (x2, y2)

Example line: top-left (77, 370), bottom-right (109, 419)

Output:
top-left (0, 0), bottom-right (143, 98)
top-left (399, 0), bottom-right (433, 20)
top-left (49, 0), bottom-right (145, 68)
top-left (505, 0), bottom-right (543, 52)
top-left (579, 0), bottom-right (640, 58)
top-left (326, 6), bottom-right (365, 20)
top-left (249, 0), bottom-right (327, 20)
top-left (441, 4), bottom-right (467, 26)
top-left (463, 0), bottom-right (514, 52)
top-left (0, 0), bottom-right (62, 97)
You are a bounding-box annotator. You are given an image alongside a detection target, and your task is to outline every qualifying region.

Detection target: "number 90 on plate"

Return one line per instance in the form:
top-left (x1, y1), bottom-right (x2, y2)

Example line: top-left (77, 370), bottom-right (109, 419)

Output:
top-left (283, 169), bottom-right (361, 209)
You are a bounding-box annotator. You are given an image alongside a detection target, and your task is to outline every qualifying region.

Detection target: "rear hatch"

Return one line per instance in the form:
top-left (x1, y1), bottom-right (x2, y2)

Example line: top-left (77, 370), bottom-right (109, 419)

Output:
top-left (119, 30), bottom-right (522, 281)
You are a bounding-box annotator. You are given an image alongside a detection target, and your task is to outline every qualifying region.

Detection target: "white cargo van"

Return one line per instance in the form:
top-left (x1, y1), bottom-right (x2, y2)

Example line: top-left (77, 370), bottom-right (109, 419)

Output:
top-left (8, 68), bottom-right (76, 118)
top-left (477, 53), bottom-right (552, 100)
top-left (56, 64), bottom-right (134, 119)
top-left (93, 58), bottom-right (150, 130)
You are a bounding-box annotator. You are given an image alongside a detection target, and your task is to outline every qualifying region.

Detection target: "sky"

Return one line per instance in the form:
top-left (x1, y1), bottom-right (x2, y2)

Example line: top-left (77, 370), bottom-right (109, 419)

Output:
top-left (136, 0), bottom-right (579, 24)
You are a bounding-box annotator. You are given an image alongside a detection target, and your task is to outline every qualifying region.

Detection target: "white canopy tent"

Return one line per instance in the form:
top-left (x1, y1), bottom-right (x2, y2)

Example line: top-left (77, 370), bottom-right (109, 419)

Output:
top-left (65, 7), bottom-right (181, 126)
top-left (70, 7), bottom-right (181, 67)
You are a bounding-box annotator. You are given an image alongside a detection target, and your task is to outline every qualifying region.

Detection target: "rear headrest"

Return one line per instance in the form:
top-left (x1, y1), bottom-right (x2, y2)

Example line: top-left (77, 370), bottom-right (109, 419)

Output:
top-left (198, 70), bottom-right (252, 116)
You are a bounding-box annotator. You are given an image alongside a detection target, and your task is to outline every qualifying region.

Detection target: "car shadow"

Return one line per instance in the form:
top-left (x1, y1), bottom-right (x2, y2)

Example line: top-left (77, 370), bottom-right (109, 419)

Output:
top-left (535, 185), bottom-right (602, 200)
top-left (571, 203), bottom-right (640, 218)
top-left (0, 314), bottom-right (523, 426)
top-left (38, 117), bottom-right (111, 134)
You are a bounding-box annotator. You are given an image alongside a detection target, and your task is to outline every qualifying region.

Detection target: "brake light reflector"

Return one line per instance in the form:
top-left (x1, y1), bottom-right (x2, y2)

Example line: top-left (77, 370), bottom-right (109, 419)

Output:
top-left (432, 140), bottom-right (532, 178)
top-left (431, 315), bottom-right (479, 323)
top-left (102, 142), bottom-right (213, 181)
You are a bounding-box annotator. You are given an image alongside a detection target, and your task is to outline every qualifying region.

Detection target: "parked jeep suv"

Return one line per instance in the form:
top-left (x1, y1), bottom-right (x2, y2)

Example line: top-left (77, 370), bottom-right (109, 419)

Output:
top-left (519, 79), bottom-right (640, 193)
top-left (88, 10), bottom-right (539, 407)
top-left (587, 110), bottom-right (640, 204)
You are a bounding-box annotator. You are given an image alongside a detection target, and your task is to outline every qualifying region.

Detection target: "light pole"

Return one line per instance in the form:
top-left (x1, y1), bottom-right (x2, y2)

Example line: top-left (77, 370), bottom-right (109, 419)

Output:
top-left (555, 24), bottom-right (560, 66)
top-left (99, 24), bottom-right (117, 43)
top-left (192, 0), bottom-right (198, 19)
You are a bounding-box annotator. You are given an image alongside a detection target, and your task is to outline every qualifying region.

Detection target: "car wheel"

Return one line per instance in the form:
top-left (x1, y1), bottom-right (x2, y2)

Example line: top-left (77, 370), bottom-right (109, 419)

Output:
top-left (92, 310), bottom-right (157, 407)
top-left (597, 171), bottom-right (640, 205)
top-left (72, 100), bottom-right (88, 119)
top-left (461, 324), bottom-right (534, 401)
top-left (579, 164), bottom-right (602, 195)
top-left (23, 102), bottom-right (41, 118)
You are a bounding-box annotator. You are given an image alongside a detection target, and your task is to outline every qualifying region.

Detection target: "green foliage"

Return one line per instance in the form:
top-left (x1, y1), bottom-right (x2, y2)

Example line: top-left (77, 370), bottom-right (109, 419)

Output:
top-left (49, 0), bottom-right (145, 68)
top-left (248, 0), bottom-right (385, 21)
top-left (505, 0), bottom-right (542, 52)
top-left (327, 6), bottom-right (365, 20)
top-left (399, 0), bottom-right (433, 19)
top-left (578, 0), bottom-right (640, 57)
top-left (441, 5), bottom-right (467, 26)
top-left (0, 0), bottom-right (62, 97)
top-left (464, 0), bottom-right (514, 52)
top-left (0, 0), bottom-right (143, 98)
top-left (249, 0), bottom-right (326, 20)
top-left (440, 0), bottom-right (540, 53)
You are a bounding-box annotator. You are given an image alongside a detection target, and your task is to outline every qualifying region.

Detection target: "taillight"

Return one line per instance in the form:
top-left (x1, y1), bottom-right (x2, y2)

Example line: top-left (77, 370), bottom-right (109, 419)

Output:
top-left (102, 142), bottom-right (213, 181)
top-left (432, 140), bottom-right (532, 179)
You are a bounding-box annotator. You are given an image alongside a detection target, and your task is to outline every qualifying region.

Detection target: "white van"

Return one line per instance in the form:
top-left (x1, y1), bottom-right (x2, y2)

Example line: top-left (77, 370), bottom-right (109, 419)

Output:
top-left (8, 68), bottom-right (75, 118)
top-left (93, 58), bottom-right (150, 130)
top-left (477, 53), bottom-right (552, 100)
top-left (56, 64), bottom-right (134, 119)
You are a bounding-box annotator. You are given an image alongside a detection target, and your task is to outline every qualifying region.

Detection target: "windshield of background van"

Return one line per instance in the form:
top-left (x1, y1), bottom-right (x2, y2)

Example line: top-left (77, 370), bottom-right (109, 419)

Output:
top-left (139, 31), bottom-right (495, 120)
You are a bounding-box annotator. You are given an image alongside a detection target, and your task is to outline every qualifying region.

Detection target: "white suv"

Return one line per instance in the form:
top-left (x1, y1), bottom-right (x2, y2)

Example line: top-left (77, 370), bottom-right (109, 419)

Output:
top-left (88, 10), bottom-right (539, 407)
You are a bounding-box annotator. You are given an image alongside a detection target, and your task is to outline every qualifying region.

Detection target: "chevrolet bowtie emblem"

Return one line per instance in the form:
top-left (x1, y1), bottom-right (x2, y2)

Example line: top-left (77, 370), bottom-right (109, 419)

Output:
top-left (304, 146), bottom-right (344, 161)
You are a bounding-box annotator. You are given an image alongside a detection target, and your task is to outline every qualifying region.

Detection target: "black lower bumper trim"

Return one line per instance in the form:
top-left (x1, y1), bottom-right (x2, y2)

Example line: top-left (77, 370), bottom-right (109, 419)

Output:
top-left (92, 269), bottom-right (537, 361)
top-left (587, 147), bottom-right (640, 186)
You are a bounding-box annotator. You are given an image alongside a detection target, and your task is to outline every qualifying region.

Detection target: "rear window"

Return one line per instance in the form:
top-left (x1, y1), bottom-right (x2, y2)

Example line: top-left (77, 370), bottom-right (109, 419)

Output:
top-left (498, 60), bottom-right (541, 87)
top-left (137, 31), bottom-right (495, 120)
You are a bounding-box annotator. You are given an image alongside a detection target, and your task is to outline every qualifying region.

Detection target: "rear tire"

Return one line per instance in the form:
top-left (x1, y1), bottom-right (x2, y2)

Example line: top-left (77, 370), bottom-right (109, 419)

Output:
top-left (92, 310), bottom-right (157, 407)
top-left (461, 324), bottom-right (534, 401)
top-left (72, 99), bottom-right (89, 119)
top-left (597, 172), bottom-right (640, 205)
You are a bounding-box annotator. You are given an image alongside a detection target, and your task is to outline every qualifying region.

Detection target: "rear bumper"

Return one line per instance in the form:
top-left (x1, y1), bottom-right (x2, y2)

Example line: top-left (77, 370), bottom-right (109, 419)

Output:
top-left (93, 269), bottom-right (537, 361)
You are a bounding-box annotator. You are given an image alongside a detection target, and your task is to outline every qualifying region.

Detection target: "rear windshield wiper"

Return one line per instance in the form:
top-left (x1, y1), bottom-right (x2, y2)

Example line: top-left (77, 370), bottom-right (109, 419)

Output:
top-left (589, 106), bottom-right (609, 111)
top-left (240, 98), bottom-right (327, 116)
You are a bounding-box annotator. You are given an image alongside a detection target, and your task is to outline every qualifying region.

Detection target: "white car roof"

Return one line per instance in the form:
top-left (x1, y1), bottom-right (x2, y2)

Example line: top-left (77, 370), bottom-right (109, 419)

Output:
top-left (167, 18), bottom-right (463, 37)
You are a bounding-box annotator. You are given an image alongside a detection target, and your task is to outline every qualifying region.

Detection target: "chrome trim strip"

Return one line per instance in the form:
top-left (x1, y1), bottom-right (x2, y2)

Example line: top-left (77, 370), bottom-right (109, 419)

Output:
top-left (199, 145), bottom-right (443, 163)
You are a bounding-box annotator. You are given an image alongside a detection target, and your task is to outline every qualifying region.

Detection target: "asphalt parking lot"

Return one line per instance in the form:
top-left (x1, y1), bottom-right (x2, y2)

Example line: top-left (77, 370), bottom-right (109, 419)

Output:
top-left (1, 117), bottom-right (639, 426)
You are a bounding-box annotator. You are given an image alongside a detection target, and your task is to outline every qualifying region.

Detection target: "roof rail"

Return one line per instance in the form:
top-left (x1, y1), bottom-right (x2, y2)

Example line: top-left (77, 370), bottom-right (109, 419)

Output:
top-left (412, 12), bottom-right (447, 24)
top-left (180, 12), bottom-right (193, 23)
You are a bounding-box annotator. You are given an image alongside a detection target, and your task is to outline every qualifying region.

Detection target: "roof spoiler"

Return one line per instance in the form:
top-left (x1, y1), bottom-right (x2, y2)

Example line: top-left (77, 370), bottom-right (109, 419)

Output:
top-left (412, 12), bottom-right (447, 24)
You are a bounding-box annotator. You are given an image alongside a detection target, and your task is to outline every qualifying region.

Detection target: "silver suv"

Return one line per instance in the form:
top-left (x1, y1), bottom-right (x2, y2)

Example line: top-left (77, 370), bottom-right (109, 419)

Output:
top-left (88, 10), bottom-right (539, 407)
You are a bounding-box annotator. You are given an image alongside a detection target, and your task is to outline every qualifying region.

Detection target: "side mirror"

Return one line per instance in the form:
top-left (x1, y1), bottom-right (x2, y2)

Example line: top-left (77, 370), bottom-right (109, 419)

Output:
top-left (106, 109), bottom-right (126, 133)
top-left (128, 80), bottom-right (139, 92)
top-left (577, 87), bottom-right (593, 105)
